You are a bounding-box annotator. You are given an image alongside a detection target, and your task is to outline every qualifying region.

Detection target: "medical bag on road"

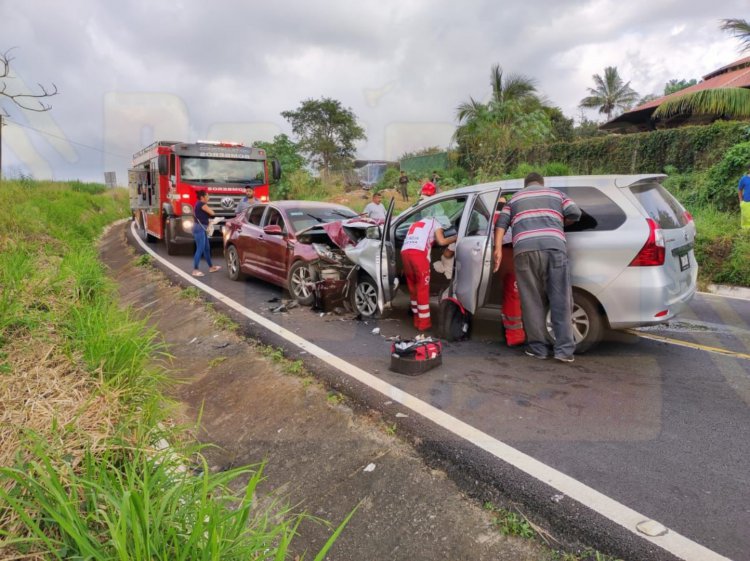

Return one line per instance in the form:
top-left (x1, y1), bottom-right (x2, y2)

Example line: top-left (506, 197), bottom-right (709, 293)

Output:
top-left (390, 337), bottom-right (443, 375)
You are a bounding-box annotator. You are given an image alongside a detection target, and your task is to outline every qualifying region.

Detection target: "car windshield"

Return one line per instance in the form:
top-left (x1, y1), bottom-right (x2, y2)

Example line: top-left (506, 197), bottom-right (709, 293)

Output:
top-left (629, 181), bottom-right (688, 230)
top-left (180, 157), bottom-right (266, 185)
top-left (286, 206), bottom-right (357, 232)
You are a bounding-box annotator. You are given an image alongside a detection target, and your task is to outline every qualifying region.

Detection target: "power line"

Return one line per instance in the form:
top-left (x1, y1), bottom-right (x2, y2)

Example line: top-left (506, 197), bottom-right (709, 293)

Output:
top-left (3, 117), bottom-right (130, 159)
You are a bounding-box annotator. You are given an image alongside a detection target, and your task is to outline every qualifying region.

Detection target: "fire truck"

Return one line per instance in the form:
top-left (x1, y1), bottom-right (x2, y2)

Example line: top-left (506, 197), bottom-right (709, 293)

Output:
top-left (129, 140), bottom-right (280, 255)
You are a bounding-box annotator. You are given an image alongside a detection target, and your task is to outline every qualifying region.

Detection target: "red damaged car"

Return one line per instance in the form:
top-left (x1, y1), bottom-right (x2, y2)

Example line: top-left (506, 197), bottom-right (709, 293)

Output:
top-left (222, 201), bottom-right (358, 304)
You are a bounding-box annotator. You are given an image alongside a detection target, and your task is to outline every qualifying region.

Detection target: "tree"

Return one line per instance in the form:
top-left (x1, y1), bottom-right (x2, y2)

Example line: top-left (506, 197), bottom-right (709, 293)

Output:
top-left (0, 48), bottom-right (58, 113)
top-left (664, 79), bottom-right (697, 96)
top-left (653, 19), bottom-right (750, 121)
top-left (1, 48), bottom-right (59, 180)
top-left (253, 134), bottom-right (306, 199)
top-left (454, 64), bottom-right (554, 175)
top-left (579, 66), bottom-right (639, 121)
top-left (281, 98), bottom-right (366, 173)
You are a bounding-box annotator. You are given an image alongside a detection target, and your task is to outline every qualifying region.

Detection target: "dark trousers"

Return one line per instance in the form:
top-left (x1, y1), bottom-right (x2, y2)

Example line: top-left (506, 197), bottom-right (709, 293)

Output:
top-left (514, 249), bottom-right (575, 358)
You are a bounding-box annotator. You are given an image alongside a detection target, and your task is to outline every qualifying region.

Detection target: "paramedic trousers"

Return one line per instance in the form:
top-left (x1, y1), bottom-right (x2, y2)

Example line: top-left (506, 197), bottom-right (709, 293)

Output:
top-left (514, 249), bottom-right (575, 358)
top-left (401, 249), bottom-right (431, 331)
top-left (499, 245), bottom-right (525, 346)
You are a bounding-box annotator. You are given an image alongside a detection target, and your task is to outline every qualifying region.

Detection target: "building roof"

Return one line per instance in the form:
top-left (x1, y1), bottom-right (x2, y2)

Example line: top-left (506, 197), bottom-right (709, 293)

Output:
top-left (601, 56), bottom-right (750, 132)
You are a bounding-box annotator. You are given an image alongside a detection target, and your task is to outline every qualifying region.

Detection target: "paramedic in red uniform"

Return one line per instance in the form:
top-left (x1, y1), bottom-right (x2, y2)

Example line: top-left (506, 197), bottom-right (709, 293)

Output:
top-left (401, 183), bottom-right (457, 331)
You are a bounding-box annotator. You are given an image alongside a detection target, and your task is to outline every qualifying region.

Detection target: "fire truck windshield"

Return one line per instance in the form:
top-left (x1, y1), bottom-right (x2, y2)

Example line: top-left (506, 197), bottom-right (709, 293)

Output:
top-left (180, 157), bottom-right (266, 185)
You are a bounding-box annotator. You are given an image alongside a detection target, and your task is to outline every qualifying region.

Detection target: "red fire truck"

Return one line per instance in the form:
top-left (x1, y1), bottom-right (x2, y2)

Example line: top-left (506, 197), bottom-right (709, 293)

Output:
top-left (129, 140), bottom-right (280, 254)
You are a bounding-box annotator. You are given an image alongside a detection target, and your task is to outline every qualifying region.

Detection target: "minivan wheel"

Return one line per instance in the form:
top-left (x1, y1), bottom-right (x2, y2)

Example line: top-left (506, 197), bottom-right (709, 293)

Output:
top-left (351, 274), bottom-right (379, 318)
top-left (546, 292), bottom-right (605, 353)
top-left (288, 261), bottom-right (315, 306)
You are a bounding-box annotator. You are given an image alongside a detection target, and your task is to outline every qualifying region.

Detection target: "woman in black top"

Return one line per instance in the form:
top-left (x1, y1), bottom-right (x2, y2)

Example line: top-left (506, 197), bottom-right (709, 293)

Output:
top-left (192, 190), bottom-right (221, 276)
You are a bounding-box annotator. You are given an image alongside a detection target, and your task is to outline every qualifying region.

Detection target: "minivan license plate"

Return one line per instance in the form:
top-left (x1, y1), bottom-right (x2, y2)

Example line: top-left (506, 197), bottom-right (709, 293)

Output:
top-left (679, 253), bottom-right (690, 271)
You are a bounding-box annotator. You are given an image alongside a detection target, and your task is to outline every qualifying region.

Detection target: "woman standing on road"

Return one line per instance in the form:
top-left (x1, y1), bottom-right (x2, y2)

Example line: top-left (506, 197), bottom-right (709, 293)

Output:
top-left (192, 190), bottom-right (221, 277)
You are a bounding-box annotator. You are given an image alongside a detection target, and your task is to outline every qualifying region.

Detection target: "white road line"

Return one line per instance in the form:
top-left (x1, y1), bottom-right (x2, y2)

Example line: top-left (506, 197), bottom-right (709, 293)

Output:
top-left (130, 222), bottom-right (732, 561)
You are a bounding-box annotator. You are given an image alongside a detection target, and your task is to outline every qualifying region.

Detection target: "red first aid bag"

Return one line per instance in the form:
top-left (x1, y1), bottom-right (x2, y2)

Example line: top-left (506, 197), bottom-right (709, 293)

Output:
top-left (390, 337), bottom-right (443, 375)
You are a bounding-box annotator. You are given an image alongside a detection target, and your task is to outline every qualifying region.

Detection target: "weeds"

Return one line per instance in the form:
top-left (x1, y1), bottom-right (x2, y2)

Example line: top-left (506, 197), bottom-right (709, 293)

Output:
top-left (327, 391), bottom-right (344, 406)
top-left (483, 502), bottom-right (536, 539)
top-left (208, 356), bottom-right (227, 369)
top-left (180, 286), bottom-right (202, 301)
top-left (135, 253), bottom-right (151, 267)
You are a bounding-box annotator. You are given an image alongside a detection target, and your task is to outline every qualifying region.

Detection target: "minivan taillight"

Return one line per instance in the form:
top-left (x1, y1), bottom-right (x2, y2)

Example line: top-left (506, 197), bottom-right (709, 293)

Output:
top-left (683, 210), bottom-right (693, 223)
top-left (629, 218), bottom-right (665, 267)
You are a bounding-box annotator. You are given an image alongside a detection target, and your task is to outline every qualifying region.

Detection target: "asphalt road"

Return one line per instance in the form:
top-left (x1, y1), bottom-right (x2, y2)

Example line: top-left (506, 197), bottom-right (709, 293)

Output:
top-left (132, 230), bottom-right (750, 561)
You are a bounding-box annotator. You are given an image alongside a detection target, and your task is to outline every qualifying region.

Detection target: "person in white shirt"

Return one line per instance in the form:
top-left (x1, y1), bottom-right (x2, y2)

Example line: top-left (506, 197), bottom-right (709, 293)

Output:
top-left (362, 192), bottom-right (386, 221)
top-left (400, 214), bottom-right (456, 331)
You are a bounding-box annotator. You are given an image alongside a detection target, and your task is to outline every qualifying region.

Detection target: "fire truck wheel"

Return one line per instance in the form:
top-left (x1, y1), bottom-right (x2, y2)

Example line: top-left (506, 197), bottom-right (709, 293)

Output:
top-left (138, 211), bottom-right (157, 243)
top-left (165, 219), bottom-right (178, 256)
top-left (288, 261), bottom-right (315, 306)
top-left (226, 245), bottom-right (244, 281)
top-left (351, 274), bottom-right (380, 318)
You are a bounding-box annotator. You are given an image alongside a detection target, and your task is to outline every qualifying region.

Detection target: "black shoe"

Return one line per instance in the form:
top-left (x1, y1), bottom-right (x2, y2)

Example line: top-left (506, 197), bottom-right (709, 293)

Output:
top-left (554, 355), bottom-right (575, 363)
top-left (524, 349), bottom-right (549, 360)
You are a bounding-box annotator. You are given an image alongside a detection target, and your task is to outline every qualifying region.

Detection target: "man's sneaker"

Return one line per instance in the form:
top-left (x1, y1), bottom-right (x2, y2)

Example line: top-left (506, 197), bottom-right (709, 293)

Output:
top-left (554, 355), bottom-right (575, 363)
top-left (524, 349), bottom-right (549, 360)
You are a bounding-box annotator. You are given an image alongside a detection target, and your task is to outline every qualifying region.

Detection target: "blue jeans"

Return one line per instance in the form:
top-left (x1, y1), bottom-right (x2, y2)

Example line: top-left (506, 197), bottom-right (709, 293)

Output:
top-left (514, 249), bottom-right (575, 358)
top-left (193, 225), bottom-right (213, 270)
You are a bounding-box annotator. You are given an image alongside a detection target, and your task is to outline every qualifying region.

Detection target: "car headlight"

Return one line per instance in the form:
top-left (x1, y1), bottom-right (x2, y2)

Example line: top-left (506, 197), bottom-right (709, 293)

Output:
top-left (312, 243), bottom-right (342, 264)
top-left (182, 218), bottom-right (194, 232)
top-left (366, 226), bottom-right (381, 240)
top-left (181, 203), bottom-right (193, 214)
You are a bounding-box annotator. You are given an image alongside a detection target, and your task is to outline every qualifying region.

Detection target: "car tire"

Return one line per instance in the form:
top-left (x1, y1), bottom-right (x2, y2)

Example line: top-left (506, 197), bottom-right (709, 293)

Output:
top-left (351, 274), bottom-right (379, 318)
top-left (547, 291), bottom-right (605, 353)
top-left (288, 260), bottom-right (315, 306)
top-left (226, 245), bottom-right (244, 281)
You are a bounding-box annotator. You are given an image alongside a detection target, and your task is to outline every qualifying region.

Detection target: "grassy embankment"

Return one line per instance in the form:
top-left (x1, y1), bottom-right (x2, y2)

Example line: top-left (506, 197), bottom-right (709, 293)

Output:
top-left (0, 179), bottom-right (348, 560)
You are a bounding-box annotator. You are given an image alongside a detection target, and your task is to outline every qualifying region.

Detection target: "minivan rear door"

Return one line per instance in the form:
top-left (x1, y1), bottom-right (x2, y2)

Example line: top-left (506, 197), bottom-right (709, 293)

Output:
top-left (627, 180), bottom-right (697, 292)
top-left (453, 188), bottom-right (503, 314)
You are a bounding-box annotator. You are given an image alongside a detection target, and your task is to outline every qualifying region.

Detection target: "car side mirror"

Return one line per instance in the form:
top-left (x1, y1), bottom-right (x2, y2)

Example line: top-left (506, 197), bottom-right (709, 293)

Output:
top-left (263, 225), bottom-right (284, 235)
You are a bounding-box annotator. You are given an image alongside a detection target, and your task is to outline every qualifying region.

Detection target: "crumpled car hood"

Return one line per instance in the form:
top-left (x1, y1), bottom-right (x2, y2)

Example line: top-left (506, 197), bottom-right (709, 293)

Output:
top-left (297, 217), bottom-right (379, 250)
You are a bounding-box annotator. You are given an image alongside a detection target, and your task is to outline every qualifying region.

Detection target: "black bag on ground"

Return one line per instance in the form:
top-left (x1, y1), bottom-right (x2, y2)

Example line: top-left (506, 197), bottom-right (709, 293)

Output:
top-left (439, 296), bottom-right (472, 342)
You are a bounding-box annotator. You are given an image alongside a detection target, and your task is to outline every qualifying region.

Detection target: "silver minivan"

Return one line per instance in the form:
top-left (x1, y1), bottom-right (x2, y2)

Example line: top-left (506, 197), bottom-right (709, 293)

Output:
top-left (304, 174), bottom-right (698, 352)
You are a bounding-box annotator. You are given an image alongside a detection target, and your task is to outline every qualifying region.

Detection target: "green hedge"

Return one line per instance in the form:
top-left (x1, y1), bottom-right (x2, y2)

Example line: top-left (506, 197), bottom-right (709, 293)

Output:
top-left (520, 121), bottom-right (750, 175)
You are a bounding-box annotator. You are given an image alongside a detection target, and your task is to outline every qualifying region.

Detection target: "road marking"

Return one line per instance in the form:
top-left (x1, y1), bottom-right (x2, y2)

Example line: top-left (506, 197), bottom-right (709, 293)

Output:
top-left (627, 330), bottom-right (750, 361)
top-left (130, 222), bottom-right (732, 561)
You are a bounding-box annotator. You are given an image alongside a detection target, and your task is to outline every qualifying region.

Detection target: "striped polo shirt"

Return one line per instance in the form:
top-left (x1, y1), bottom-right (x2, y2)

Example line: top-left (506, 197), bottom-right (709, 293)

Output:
top-left (494, 183), bottom-right (581, 255)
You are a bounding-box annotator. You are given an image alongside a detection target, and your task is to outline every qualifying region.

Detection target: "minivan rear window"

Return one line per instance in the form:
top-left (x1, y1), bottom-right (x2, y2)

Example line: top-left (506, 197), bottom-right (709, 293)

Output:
top-left (629, 182), bottom-right (688, 230)
top-left (556, 187), bottom-right (626, 232)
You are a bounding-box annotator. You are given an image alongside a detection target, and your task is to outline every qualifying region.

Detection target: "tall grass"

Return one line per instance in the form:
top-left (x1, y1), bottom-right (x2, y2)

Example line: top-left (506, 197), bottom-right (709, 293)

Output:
top-left (0, 180), bottom-right (352, 559)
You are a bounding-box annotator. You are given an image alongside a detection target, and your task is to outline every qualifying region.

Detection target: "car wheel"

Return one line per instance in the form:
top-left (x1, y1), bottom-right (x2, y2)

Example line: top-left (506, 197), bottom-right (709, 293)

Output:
top-left (226, 245), bottom-right (244, 281)
top-left (288, 261), bottom-right (315, 306)
top-left (546, 291), bottom-right (605, 353)
top-left (351, 274), bottom-right (379, 318)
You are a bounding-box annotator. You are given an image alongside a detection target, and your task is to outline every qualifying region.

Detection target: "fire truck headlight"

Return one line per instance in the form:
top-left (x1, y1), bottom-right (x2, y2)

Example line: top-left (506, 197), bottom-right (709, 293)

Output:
top-left (182, 218), bottom-right (194, 232)
top-left (181, 203), bottom-right (193, 214)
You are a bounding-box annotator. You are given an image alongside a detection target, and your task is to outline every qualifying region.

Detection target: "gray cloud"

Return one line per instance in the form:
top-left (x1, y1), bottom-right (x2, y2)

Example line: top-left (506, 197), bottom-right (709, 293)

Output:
top-left (0, 0), bottom-right (746, 183)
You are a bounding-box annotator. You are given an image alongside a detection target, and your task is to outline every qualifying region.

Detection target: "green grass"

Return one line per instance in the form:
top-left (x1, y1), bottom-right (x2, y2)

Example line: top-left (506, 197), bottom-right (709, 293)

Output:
top-left (0, 179), bottom-right (352, 559)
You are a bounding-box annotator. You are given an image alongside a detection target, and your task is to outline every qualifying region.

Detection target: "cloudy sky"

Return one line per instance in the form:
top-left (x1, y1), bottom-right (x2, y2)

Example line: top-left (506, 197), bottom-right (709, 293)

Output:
top-left (0, 0), bottom-right (746, 183)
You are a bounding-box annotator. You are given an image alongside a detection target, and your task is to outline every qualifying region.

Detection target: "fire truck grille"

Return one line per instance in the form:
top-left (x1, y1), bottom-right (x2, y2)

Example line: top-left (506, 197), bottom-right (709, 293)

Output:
top-left (208, 194), bottom-right (244, 217)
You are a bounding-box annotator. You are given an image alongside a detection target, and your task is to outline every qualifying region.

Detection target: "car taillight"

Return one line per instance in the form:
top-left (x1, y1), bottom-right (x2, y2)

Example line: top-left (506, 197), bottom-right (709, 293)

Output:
top-left (683, 210), bottom-right (693, 223)
top-left (629, 218), bottom-right (665, 267)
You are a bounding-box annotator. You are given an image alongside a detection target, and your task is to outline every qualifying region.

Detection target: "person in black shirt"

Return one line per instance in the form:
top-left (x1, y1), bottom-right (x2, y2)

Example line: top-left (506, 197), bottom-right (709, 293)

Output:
top-left (192, 190), bottom-right (222, 277)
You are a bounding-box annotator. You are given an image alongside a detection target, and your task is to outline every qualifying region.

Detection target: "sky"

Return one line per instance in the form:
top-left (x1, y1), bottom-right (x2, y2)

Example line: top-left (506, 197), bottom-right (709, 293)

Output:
top-left (0, 0), bottom-right (746, 184)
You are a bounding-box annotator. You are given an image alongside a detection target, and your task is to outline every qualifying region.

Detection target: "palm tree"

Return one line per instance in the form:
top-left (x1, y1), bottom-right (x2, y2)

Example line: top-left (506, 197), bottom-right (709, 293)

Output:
top-left (579, 66), bottom-right (639, 121)
top-left (653, 19), bottom-right (750, 121)
top-left (454, 64), bottom-right (551, 175)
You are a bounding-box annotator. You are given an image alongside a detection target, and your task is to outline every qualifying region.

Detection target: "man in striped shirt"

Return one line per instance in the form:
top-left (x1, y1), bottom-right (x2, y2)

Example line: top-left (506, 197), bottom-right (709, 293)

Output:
top-left (492, 173), bottom-right (581, 363)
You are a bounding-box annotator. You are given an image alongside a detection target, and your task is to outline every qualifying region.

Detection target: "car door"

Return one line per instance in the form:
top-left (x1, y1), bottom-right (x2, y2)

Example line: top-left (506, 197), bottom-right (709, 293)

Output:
top-left (376, 197), bottom-right (397, 311)
top-left (453, 188), bottom-right (503, 314)
top-left (238, 205), bottom-right (267, 276)
top-left (258, 206), bottom-right (291, 284)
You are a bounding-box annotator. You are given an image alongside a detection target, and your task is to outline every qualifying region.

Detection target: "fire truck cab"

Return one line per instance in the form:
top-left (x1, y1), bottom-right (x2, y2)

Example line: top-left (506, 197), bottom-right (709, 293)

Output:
top-left (129, 140), bottom-right (281, 255)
